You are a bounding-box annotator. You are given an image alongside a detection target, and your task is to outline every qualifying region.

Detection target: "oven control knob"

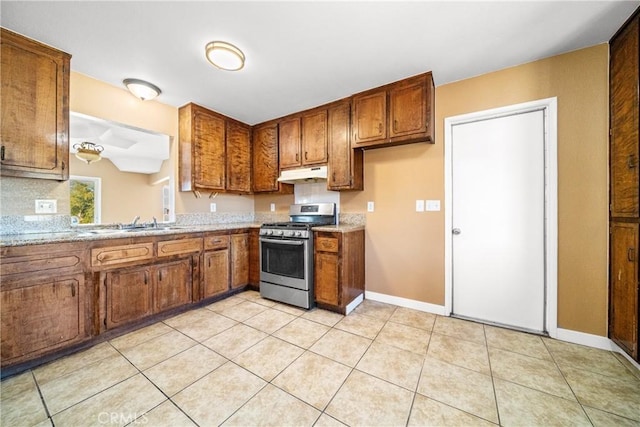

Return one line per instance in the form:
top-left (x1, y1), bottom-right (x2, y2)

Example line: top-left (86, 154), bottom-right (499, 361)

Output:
top-left (294, 231), bottom-right (302, 237)
top-left (266, 230), bottom-right (273, 235)
top-left (284, 230), bottom-right (294, 237)
top-left (275, 230), bottom-right (284, 236)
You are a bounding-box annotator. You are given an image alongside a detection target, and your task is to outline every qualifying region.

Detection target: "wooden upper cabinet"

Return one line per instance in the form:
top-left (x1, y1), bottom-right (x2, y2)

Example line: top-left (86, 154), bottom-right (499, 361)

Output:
top-left (328, 100), bottom-right (363, 191)
top-left (179, 103), bottom-right (226, 192)
top-left (0, 28), bottom-right (71, 180)
top-left (226, 121), bottom-right (252, 193)
top-left (252, 123), bottom-right (293, 193)
top-left (252, 123), bottom-right (279, 192)
top-left (351, 90), bottom-right (387, 146)
top-left (279, 117), bottom-right (302, 169)
top-left (301, 109), bottom-right (328, 165)
top-left (610, 16), bottom-right (639, 218)
top-left (351, 72), bottom-right (434, 149)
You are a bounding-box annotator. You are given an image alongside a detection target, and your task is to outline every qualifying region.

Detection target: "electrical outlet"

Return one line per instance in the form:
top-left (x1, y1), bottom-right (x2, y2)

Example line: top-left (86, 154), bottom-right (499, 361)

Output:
top-left (210, 203), bottom-right (217, 212)
top-left (35, 199), bottom-right (57, 214)
top-left (270, 203), bottom-right (276, 212)
top-left (367, 201), bottom-right (375, 212)
top-left (416, 200), bottom-right (425, 212)
top-left (426, 200), bottom-right (441, 211)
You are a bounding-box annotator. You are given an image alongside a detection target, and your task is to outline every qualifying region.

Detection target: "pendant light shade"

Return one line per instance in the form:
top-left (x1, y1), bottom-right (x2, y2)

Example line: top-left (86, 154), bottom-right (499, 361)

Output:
top-left (123, 78), bottom-right (161, 101)
top-left (73, 141), bottom-right (103, 164)
top-left (205, 41), bottom-right (245, 71)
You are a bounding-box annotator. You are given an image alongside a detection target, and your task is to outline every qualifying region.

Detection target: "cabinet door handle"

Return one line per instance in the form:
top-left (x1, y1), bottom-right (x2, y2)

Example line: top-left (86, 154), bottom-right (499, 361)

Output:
top-left (144, 272), bottom-right (148, 285)
top-left (208, 258), bottom-right (211, 268)
top-left (378, 123), bottom-right (383, 134)
top-left (71, 283), bottom-right (76, 297)
top-left (628, 248), bottom-right (636, 262)
top-left (628, 155), bottom-right (637, 169)
top-left (1, 145), bottom-right (5, 161)
top-left (159, 270), bottom-right (163, 281)
top-left (394, 120), bottom-right (398, 132)
top-left (305, 151), bottom-right (308, 160)
top-left (295, 153), bottom-right (299, 162)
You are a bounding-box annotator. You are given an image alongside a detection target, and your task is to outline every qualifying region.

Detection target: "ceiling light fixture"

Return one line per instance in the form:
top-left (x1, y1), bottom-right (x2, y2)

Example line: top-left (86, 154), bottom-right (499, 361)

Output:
top-left (205, 41), bottom-right (245, 71)
top-left (123, 78), bottom-right (162, 101)
top-left (73, 141), bottom-right (104, 164)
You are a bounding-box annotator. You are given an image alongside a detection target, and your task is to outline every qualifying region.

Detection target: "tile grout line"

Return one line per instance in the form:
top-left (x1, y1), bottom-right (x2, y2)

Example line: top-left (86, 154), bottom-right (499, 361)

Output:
top-left (484, 323), bottom-right (502, 427)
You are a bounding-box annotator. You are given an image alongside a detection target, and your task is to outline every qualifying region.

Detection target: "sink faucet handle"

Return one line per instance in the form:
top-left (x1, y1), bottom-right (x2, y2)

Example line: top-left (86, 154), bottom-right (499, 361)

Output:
top-left (131, 215), bottom-right (141, 226)
top-left (152, 217), bottom-right (158, 228)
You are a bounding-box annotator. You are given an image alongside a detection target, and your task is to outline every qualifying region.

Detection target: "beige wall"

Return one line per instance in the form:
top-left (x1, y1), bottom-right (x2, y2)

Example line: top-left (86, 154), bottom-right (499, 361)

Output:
top-left (342, 44), bottom-right (609, 336)
top-left (70, 156), bottom-right (165, 224)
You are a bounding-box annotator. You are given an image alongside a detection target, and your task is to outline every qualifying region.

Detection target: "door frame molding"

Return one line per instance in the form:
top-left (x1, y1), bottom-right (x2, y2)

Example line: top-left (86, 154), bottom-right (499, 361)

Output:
top-left (444, 97), bottom-right (558, 338)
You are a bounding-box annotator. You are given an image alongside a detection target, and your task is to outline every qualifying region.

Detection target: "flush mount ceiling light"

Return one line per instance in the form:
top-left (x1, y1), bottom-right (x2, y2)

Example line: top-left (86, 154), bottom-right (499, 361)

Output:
top-left (73, 141), bottom-right (103, 164)
top-left (123, 78), bottom-right (162, 101)
top-left (205, 41), bottom-right (245, 71)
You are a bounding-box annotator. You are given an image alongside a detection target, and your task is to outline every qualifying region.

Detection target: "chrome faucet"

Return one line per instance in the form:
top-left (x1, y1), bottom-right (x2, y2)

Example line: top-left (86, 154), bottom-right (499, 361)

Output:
top-left (131, 215), bottom-right (141, 227)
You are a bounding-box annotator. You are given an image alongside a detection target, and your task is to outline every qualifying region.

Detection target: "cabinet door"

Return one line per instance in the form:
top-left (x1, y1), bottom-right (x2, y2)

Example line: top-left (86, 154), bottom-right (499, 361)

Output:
top-left (231, 233), bottom-right (249, 289)
top-left (301, 110), bottom-right (328, 165)
top-left (226, 121), bottom-right (251, 193)
top-left (106, 267), bottom-right (153, 329)
top-left (1, 28), bottom-right (70, 180)
top-left (1, 276), bottom-right (83, 361)
top-left (610, 222), bottom-right (639, 359)
top-left (194, 109), bottom-right (226, 190)
top-left (252, 124), bottom-right (280, 192)
top-left (155, 258), bottom-right (193, 312)
top-left (203, 249), bottom-right (230, 298)
top-left (279, 117), bottom-right (302, 169)
top-left (389, 79), bottom-right (427, 139)
top-left (328, 101), bottom-right (363, 190)
top-left (351, 90), bottom-right (387, 146)
top-left (610, 17), bottom-right (639, 218)
top-left (314, 252), bottom-right (340, 306)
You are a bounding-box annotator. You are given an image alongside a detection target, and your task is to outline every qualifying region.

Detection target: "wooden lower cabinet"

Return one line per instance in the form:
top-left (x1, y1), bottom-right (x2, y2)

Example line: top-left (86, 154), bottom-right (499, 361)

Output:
top-left (231, 233), bottom-right (249, 289)
top-left (610, 222), bottom-right (639, 360)
top-left (105, 258), bottom-right (194, 329)
top-left (155, 258), bottom-right (193, 312)
top-left (248, 228), bottom-right (260, 287)
top-left (1, 275), bottom-right (85, 364)
top-left (105, 266), bottom-right (153, 329)
top-left (314, 230), bottom-right (365, 313)
top-left (203, 249), bottom-right (230, 298)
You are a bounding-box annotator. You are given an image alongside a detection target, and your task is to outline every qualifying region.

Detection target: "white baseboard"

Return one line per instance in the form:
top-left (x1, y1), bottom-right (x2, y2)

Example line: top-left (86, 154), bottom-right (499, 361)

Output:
top-left (364, 291), bottom-right (446, 315)
top-left (345, 293), bottom-right (364, 315)
top-left (364, 291), bottom-right (639, 371)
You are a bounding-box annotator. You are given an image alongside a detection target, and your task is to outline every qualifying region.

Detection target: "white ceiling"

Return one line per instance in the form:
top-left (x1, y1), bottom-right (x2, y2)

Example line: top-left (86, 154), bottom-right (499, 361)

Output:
top-left (2, 1), bottom-right (639, 125)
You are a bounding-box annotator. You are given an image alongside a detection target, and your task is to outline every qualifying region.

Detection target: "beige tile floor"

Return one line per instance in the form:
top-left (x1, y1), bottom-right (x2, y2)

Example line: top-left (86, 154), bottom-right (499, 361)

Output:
top-left (2, 290), bottom-right (640, 427)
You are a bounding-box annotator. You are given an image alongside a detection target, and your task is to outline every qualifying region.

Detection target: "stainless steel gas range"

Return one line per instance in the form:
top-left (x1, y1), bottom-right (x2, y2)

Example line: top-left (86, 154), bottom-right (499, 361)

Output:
top-left (259, 203), bottom-right (337, 309)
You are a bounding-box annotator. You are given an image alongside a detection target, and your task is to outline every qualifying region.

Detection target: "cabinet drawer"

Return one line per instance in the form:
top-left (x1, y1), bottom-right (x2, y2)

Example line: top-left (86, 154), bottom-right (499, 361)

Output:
top-left (158, 238), bottom-right (203, 257)
top-left (204, 234), bottom-right (230, 251)
top-left (1, 253), bottom-right (82, 277)
top-left (316, 236), bottom-right (339, 253)
top-left (91, 243), bottom-right (154, 267)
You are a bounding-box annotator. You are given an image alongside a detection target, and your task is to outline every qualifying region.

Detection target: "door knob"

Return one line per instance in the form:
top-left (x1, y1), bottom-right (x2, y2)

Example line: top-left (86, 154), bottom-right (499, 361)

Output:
top-left (452, 228), bottom-right (461, 235)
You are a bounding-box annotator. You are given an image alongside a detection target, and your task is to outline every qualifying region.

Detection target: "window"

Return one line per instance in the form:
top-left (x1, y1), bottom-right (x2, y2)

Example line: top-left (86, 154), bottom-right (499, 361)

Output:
top-left (70, 176), bottom-right (101, 224)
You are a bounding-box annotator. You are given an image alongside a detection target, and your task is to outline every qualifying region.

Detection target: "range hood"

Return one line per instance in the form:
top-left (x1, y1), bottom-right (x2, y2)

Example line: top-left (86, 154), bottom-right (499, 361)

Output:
top-left (277, 165), bottom-right (328, 184)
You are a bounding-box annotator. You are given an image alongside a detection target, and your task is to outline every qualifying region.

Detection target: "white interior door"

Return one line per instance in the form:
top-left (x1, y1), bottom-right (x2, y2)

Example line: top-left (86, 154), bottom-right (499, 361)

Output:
top-left (451, 110), bottom-right (546, 332)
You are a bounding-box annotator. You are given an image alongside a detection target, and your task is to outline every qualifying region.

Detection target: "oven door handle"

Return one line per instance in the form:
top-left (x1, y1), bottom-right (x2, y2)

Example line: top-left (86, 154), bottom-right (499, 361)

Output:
top-left (260, 238), bottom-right (305, 246)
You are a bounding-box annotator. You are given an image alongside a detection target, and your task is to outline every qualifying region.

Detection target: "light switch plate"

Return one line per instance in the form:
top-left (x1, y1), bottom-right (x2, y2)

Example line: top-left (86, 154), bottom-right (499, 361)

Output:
top-left (35, 199), bottom-right (57, 214)
top-left (426, 200), bottom-right (441, 211)
top-left (416, 200), bottom-right (425, 212)
top-left (367, 201), bottom-right (375, 212)
top-left (270, 203), bottom-right (276, 212)
top-left (210, 203), bottom-right (217, 212)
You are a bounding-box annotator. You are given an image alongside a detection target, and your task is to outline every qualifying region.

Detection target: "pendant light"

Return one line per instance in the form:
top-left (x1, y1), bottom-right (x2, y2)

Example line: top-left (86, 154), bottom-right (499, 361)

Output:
top-left (123, 78), bottom-right (162, 101)
top-left (73, 141), bottom-right (104, 164)
top-left (205, 41), bottom-right (245, 71)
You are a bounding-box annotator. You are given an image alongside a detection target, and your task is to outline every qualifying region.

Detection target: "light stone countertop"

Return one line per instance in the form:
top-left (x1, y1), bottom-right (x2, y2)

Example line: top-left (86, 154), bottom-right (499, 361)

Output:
top-left (0, 222), bottom-right (364, 247)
